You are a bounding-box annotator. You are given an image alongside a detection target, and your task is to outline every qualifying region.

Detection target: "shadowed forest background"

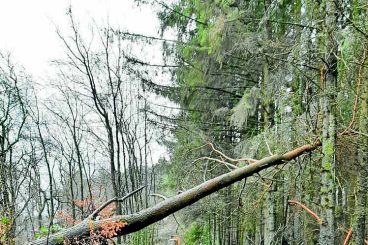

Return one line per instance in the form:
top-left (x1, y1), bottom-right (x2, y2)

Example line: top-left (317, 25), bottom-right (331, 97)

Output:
top-left (0, 0), bottom-right (368, 244)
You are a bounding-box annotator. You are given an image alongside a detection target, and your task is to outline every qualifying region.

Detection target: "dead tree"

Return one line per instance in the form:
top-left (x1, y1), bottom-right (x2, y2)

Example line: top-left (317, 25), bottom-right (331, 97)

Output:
top-left (27, 141), bottom-right (320, 245)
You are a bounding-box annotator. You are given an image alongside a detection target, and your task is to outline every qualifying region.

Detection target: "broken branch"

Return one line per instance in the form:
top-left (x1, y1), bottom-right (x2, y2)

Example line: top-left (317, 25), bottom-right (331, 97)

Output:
top-left (288, 199), bottom-right (322, 224)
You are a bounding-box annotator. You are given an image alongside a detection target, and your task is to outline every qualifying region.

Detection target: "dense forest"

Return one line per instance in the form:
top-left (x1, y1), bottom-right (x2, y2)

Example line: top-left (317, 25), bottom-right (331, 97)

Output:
top-left (0, 0), bottom-right (367, 244)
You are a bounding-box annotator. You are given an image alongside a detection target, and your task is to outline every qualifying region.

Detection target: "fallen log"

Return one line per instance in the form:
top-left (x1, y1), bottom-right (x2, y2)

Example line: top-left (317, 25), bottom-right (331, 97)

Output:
top-left (28, 141), bottom-right (320, 245)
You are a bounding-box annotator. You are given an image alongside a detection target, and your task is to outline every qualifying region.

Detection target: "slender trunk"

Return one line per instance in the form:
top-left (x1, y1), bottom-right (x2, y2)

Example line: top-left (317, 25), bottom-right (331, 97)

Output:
top-left (68, 158), bottom-right (76, 221)
top-left (265, 182), bottom-right (276, 245)
top-left (37, 123), bottom-right (55, 220)
top-left (319, 1), bottom-right (337, 243)
top-left (262, 1), bottom-right (277, 244)
top-left (353, 43), bottom-right (368, 245)
top-left (144, 99), bottom-right (148, 208)
top-left (106, 121), bottom-right (118, 199)
top-left (72, 122), bottom-right (84, 216)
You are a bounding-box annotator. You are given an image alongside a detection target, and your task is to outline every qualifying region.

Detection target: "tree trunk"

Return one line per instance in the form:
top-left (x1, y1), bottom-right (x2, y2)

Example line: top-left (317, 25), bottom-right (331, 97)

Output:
top-left (353, 43), bottom-right (368, 245)
top-left (319, 1), bottom-right (338, 243)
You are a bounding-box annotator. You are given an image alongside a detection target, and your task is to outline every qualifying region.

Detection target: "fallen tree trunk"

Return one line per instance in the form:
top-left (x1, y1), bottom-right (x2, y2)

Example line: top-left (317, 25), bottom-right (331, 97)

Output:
top-left (28, 141), bottom-right (320, 245)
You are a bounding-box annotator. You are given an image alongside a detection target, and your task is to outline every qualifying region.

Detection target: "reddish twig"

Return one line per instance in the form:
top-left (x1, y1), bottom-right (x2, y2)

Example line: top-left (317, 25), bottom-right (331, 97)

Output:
top-left (343, 228), bottom-right (353, 245)
top-left (288, 200), bottom-right (323, 224)
top-left (343, 229), bottom-right (368, 245)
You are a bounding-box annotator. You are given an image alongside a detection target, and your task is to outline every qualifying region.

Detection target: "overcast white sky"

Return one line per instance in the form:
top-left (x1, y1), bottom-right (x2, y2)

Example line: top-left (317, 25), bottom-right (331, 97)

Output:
top-left (0, 0), bottom-right (171, 165)
top-left (0, 0), bottom-right (159, 78)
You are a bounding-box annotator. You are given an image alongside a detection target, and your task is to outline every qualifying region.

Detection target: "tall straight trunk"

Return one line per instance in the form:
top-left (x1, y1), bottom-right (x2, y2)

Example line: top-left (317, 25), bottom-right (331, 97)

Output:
top-left (144, 98), bottom-right (148, 208)
top-left (319, 1), bottom-right (337, 243)
top-left (68, 158), bottom-right (76, 221)
top-left (293, 180), bottom-right (303, 243)
top-left (265, 183), bottom-right (276, 244)
top-left (262, 1), bottom-right (277, 244)
top-left (256, 203), bottom-right (264, 244)
top-left (71, 121), bottom-right (84, 216)
top-left (288, 0), bottom-right (307, 242)
top-left (353, 44), bottom-right (368, 244)
top-left (105, 121), bottom-right (119, 200)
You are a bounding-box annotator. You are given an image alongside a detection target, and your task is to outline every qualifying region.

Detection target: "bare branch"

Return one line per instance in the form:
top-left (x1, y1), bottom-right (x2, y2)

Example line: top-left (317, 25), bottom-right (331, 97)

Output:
top-left (89, 186), bottom-right (146, 220)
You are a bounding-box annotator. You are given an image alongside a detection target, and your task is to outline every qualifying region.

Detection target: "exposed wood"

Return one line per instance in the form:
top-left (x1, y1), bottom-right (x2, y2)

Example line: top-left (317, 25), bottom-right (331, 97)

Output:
top-left (288, 200), bottom-right (322, 224)
top-left (169, 235), bottom-right (181, 245)
top-left (343, 228), bottom-right (352, 245)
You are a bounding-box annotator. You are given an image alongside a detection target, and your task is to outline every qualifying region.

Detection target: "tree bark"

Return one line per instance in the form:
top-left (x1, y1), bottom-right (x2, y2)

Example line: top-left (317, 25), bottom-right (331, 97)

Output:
top-left (27, 141), bottom-right (320, 245)
top-left (353, 43), bottom-right (368, 245)
top-left (318, 0), bottom-right (338, 244)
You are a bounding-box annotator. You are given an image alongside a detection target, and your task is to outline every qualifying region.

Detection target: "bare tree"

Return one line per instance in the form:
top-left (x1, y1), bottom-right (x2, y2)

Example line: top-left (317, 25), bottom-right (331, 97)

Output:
top-left (0, 53), bottom-right (34, 244)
